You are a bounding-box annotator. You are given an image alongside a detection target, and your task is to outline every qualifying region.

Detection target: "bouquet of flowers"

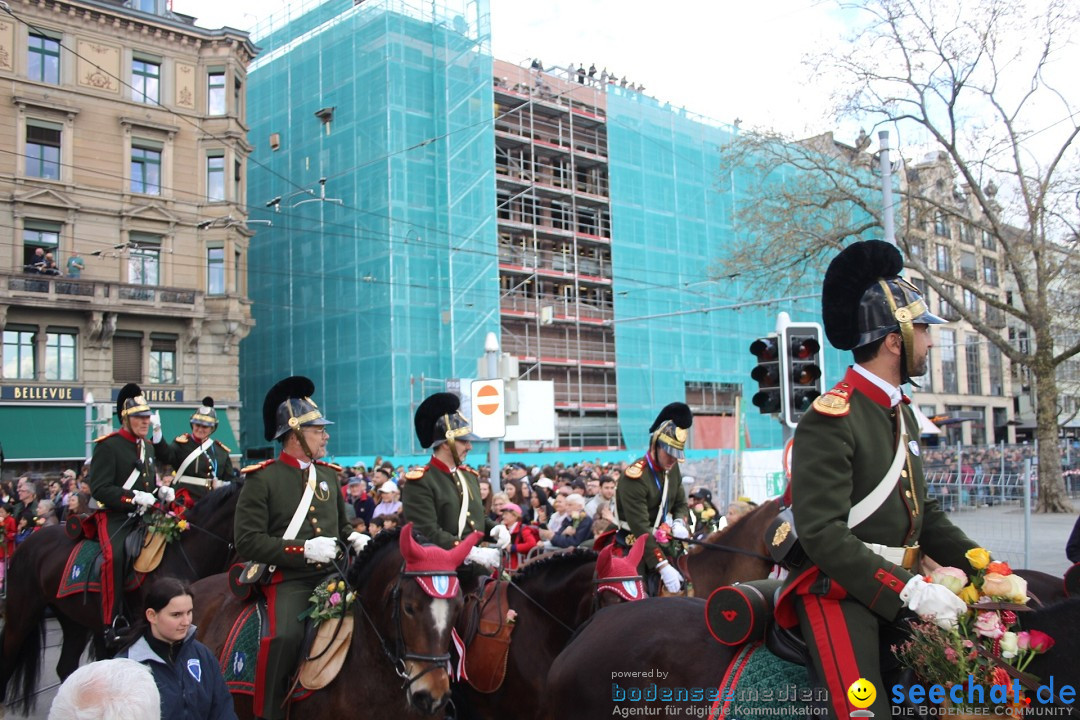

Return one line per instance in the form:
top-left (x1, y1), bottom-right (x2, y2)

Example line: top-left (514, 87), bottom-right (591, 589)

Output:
top-left (300, 576), bottom-right (356, 623)
top-left (144, 508), bottom-right (189, 544)
top-left (893, 548), bottom-right (1054, 702)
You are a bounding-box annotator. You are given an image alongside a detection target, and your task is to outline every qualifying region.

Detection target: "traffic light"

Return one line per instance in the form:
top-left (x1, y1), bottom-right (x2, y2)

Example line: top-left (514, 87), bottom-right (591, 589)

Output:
top-left (749, 336), bottom-right (782, 414)
top-left (781, 323), bottom-right (824, 428)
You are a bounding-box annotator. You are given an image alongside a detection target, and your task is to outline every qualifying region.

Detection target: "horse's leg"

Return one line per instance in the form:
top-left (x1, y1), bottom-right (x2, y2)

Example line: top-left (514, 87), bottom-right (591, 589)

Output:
top-left (54, 613), bottom-right (91, 681)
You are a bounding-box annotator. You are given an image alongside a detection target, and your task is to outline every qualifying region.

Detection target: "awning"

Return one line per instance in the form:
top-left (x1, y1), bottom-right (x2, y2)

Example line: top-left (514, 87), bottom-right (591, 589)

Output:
top-left (0, 405), bottom-right (87, 461)
top-left (157, 408), bottom-right (240, 455)
top-left (912, 405), bottom-right (941, 436)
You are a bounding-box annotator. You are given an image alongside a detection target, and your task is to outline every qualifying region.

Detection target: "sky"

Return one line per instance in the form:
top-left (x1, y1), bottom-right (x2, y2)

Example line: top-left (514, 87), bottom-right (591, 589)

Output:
top-left (173, 0), bottom-right (855, 141)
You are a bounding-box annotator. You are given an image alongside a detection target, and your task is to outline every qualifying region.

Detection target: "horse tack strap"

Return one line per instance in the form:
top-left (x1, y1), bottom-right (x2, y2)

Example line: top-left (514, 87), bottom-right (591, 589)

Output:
top-left (464, 580), bottom-right (516, 694)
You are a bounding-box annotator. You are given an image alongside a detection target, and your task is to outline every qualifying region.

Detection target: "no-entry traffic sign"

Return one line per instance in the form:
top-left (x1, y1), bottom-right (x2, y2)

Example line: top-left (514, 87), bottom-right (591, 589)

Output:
top-left (470, 379), bottom-right (506, 438)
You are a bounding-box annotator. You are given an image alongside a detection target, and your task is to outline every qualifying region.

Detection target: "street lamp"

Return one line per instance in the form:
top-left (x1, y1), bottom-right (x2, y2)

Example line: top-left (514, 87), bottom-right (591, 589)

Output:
top-left (485, 331), bottom-right (501, 488)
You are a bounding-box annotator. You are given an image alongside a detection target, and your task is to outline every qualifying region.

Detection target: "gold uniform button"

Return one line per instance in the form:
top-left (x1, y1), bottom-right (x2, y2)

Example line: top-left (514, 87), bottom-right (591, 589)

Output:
top-left (310, 505), bottom-right (316, 512)
top-left (901, 470), bottom-right (908, 478)
top-left (905, 490), bottom-right (913, 498)
top-left (316, 527), bottom-right (322, 533)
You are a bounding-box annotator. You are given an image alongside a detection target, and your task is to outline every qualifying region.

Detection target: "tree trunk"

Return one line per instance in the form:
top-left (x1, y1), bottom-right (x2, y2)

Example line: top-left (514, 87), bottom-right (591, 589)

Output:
top-left (1033, 352), bottom-right (1073, 512)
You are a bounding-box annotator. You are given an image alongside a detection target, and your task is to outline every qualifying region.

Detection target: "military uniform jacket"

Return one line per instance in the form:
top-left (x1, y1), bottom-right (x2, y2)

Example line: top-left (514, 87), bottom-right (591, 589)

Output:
top-left (234, 453), bottom-right (350, 581)
top-left (89, 428), bottom-right (156, 513)
top-left (400, 456), bottom-right (494, 550)
top-left (615, 454), bottom-right (690, 571)
top-left (154, 434), bottom-right (235, 487)
top-left (779, 366), bottom-right (977, 623)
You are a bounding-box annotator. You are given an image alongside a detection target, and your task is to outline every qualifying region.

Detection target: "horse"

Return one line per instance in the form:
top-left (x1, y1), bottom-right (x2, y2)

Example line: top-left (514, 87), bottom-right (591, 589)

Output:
top-left (192, 523), bottom-right (480, 719)
top-left (681, 498), bottom-right (779, 597)
top-left (0, 483), bottom-right (241, 715)
top-left (545, 597), bottom-right (1080, 719)
top-left (455, 541), bottom-right (647, 720)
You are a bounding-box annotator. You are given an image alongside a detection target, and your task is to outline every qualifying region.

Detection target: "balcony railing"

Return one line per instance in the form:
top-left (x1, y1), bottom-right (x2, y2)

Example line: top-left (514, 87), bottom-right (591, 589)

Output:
top-left (501, 334), bottom-right (615, 366)
top-left (3, 271), bottom-right (204, 312)
top-left (500, 292), bottom-right (614, 323)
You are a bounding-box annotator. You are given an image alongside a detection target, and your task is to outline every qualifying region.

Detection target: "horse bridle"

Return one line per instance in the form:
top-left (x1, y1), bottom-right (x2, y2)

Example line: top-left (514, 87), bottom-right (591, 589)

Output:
top-left (590, 571), bottom-right (645, 614)
top-left (355, 562), bottom-right (455, 689)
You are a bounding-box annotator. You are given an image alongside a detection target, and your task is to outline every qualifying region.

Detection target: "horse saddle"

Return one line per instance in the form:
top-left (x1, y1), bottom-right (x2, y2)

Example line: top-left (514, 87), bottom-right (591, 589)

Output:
top-left (219, 598), bottom-right (312, 705)
top-left (57, 539), bottom-right (143, 599)
top-left (462, 578), bottom-right (516, 693)
top-left (297, 614), bottom-right (354, 691)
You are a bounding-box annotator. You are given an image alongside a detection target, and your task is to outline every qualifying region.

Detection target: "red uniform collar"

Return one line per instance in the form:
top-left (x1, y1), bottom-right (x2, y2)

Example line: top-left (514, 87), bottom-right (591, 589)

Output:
top-left (843, 366), bottom-right (910, 408)
top-left (277, 451), bottom-right (309, 469)
top-left (118, 428), bottom-right (141, 443)
top-left (429, 455), bottom-right (454, 473)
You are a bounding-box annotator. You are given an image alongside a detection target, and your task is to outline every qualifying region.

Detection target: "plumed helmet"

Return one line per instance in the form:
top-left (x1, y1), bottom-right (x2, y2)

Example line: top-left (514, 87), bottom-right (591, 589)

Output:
top-left (116, 383), bottom-right (151, 419)
top-left (262, 376), bottom-right (332, 442)
top-left (822, 240), bottom-right (945, 352)
top-left (649, 402), bottom-right (693, 460)
top-left (190, 396), bottom-right (218, 428)
top-left (414, 392), bottom-right (478, 449)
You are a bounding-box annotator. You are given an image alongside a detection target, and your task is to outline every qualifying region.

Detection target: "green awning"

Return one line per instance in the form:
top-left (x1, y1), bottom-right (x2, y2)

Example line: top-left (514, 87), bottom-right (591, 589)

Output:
top-left (157, 408), bottom-right (240, 455)
top-left (0, 405), bottom-right (88, 461)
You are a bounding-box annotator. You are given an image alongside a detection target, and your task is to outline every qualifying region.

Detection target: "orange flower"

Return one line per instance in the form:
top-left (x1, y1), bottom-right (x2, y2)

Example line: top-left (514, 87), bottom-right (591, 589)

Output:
top-left (986, 561), bottom-right (1012, 576)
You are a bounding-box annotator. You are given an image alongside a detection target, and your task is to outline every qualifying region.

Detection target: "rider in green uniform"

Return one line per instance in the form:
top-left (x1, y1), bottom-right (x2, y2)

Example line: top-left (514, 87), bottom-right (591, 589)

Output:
top-left (153, 397), bottom-right (235, 505)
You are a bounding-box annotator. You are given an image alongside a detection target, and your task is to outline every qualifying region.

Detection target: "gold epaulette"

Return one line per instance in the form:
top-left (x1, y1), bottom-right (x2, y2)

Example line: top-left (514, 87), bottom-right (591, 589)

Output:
top-left (241, 459), bottom-right (275, 475)
top-left (316, 460), bottom-right (343, 472)
top-left (812, 382), bottom-right (851, 417)
top-left (175, 433), bottom-right (190, 444)
top-left (93, 431), bottom-right (119, 443)
top-left (404, 466), bottom-right (427, 481)
top-left (214, 439), bottom-right (232, 453)
top-left (459, 464), bottom-right (478, 477)
top-left (624, 460), bottom-right (645, 479)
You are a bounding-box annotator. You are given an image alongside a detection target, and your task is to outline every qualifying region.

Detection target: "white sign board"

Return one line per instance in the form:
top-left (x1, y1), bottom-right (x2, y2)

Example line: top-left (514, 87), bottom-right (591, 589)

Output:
top-left (504, 381), bottom-right (556, 442)
top-left (470, 379), bottom-right (506, 439)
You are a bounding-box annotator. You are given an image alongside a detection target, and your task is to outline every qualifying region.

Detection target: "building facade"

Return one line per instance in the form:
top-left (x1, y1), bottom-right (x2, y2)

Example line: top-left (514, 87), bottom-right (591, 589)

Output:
top-left (0, 0), bottom-right (256, 467)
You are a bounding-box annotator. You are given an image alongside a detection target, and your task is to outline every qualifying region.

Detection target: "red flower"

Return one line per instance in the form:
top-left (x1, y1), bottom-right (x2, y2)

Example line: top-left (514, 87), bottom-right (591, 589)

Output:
top-left (987, 561), bottom-right (1012, 576)
top-left (1027, 630), bottom-right (1054, 653)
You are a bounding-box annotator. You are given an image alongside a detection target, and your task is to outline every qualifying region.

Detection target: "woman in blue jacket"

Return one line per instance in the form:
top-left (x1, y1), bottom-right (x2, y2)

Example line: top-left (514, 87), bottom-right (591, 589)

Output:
top-left (119, 577), bottom-right (237, 720)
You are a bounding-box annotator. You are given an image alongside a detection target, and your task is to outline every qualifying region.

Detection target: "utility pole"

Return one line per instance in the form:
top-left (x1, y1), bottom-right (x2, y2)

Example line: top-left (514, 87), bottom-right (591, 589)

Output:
top-left (485, 332), bottom-right (502, 489)
top-left (878, 130), bottom-right (896, 247)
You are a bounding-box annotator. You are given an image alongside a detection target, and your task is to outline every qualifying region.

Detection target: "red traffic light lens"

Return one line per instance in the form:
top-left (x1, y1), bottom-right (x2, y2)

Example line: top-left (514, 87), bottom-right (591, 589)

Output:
top-left (790, 336), bottom-right (820, 360)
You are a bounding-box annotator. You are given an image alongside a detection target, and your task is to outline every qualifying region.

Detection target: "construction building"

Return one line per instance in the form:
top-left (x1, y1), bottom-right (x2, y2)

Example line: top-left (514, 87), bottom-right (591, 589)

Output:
top-left (0, 0), bottom-right (256, 468)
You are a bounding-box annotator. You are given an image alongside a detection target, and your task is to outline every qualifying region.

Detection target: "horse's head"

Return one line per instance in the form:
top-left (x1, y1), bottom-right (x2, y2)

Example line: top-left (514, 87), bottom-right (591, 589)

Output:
top-left (595, 540), bottom-right (647, 608)
top-left (363, 523), bottom-right (481, 715)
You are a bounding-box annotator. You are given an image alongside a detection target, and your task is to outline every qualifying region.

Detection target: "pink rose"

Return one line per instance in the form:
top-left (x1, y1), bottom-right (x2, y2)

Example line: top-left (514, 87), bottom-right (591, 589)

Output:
top-left (981, 572), bottom-right (1013, 599)
top-left (930, 567), bottom-right (968, 595)
top-left (329, 592), bottom-right (342, 606)
top-left (973, 611), bottom-right (1004, 639)
top-left (1017, 631), bottom-right (1030, 651)
top-left (1028, 630), bottom-right (1054, 653)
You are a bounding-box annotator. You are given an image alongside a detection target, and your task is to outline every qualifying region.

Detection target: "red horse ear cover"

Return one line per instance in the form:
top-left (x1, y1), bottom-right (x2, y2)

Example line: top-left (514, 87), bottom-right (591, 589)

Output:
top-left (595, 540), bottom-right (647, 602)
top-left (399, 523), bottom-right (483, 599)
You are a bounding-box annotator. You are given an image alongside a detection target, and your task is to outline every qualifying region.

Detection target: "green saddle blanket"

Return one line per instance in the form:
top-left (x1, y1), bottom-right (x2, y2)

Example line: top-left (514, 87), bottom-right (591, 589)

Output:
top-left (219, 600), bottom-right (311, 702)
top-left (56, 540), bottom-right (142, 599)
top-left (711, 643), bottom-right (813, 719)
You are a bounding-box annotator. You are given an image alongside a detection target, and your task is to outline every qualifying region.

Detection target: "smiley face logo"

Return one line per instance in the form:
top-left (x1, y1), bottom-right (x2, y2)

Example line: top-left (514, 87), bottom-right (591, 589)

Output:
top-left (847, 678), bottom-right (876, 709)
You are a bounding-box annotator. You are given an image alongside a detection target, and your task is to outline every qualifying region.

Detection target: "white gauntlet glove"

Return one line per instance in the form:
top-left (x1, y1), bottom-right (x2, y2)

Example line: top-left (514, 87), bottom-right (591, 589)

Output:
top-left (131, 490), bottom-right (157, 509)
top-left (489, 524), bottom-right (511, 550)
top-left (671, 519), bottom-right (690, 540)
top-left (657, 560), bottom-right (684, 593)
top-left (156, 485), bottom-right (175, 504)
top-left (465, 546), bottom-right (501, 571)
top-left (150, 412), bottom-right (163, 444)
top-left (900, 575), bottom-right (968, 630)
top-left (348, 531), bottom-right (371, 555)
top-left (303, 536), bottom-right (338, 564)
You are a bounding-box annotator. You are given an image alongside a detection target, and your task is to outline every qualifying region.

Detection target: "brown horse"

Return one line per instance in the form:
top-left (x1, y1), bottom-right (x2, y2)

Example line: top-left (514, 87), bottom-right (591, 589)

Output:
top-left (0, 484), bottom-right (241, 715)
top-left (681, 498), bottom-right (779, 597)
top-left (545, 596), bottom-right (1080, 719)
top-left (454, 542), bottom-right (647, 720)
top-left (193, 523), bottom-right (479, 719)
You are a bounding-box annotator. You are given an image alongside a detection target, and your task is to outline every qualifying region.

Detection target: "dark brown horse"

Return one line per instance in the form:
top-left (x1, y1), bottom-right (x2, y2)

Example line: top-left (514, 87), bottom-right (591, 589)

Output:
top-left (454, 542), bottom-right (647, 720)
top-left (0, 484), bottom-right (241, 715)
top-left (681, 498), bottom-right (779, 597)
top-left (545, 596), bottom-right (1080, 719)
top-left (193, 523), bottom-right (479, 719)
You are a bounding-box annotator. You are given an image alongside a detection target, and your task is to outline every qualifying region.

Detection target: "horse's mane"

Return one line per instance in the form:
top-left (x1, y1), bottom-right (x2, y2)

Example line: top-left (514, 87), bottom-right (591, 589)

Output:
top-left (701, 497), bottom-right (778, 546)
top-left (185, 481), bottom-right (241, 523)
top-left (514, 547), bottom-right (598, 585)
top-left (346, 527), bottom-right (404, 589)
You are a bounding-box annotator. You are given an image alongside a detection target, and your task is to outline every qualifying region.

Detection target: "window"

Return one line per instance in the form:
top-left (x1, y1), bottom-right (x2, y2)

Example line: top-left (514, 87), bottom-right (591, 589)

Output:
top-left (128, 233), bottom-right (161, 285)
top-left (132, 58), bottom-right (160, 104)
top-left (935, 244), bottom-right (951, 274)
top-left (45, 330), bottom-right (76, 381)
top-left (112, 334), bottom-right (142, 382)
top-left (934, 214), bottom-right (950, 238)
top-left (132, 0), bottom-right (160, 11)
top-left (26, 122), bottom-right (61, 179)
top-left (963, 288), bottom-right (978, 315)
top-left (149, 335), bottom-right (176, 384)
top-left (981, 230), bottom-right (997, 251)
top-left (130, 142), bottom-right (162, 195)
top-left (983, 257), bottom-right (998, 286)
top-left (988, 344), bottom-right (1004, 396)
top-left (207, 152), bottom-right (225, 201)
top-left (910, 276), bottom-right (928, 298)
top-left (908, 238), bottom-right (926, 259)
top-left (23, 221), bottom-right (61, 269)
top-left (28, 32), bottom-right (60, 84)
top-left (939, 284), bottom-right (958, 320)
top-left (959, 251), bottom-right (976, 281)
top-left (207, 247), bottom-right (225, 295)
top-left (234, 158), bottom-right (242, 202)
top-left (235, 249), bottom-right (242, 293)
top-left (234, 77), bottom-right (243, 115)
top-left (960, 224), bottom-right (975, 245)
top-left (208, 71), bottom-right (226, 115)
top-left (965, 334), bottom-right (982, 395)
top-left (940, 329), bottom-right (958, 393)
top-left (3, 329), bottom-right (36, 379)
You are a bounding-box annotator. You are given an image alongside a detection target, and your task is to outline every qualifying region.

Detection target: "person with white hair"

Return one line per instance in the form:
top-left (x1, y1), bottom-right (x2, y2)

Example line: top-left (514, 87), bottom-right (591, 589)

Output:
top-left (49, 658), bottom-right (161, 720)
top-left (550, 492), bottom-right (593, 548)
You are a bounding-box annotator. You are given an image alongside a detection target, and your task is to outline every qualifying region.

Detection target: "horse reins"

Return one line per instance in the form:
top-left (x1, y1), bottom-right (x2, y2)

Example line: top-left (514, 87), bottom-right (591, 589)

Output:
top-left (675, 536), bottom-right (773, 562)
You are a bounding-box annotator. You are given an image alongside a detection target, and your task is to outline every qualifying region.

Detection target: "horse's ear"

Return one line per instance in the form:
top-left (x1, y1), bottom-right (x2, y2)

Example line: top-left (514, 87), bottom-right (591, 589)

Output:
top-left (400, 522), bottom-right (419, 560)
top-left (447, 531), bottom-right (483, 567)
top-left (627, 536), bottom-right (647, 567)
top-left (596, 545), bottom-right (613, 577)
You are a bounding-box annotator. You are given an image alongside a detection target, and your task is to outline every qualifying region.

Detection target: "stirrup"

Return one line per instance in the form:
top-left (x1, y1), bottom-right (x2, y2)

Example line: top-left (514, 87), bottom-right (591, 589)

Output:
top-left (103, 615), bottom-right (130, 649)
